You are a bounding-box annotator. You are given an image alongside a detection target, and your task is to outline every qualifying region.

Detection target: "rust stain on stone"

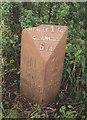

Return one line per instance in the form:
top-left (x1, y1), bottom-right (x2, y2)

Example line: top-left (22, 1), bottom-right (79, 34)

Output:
top-left (20, 25), bottom-right (68, 105)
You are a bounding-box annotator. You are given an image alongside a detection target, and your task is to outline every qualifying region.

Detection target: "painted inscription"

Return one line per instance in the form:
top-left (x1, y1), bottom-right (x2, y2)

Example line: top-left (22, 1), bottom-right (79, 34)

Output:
top-left (29, 25), bottom-right (64, 33)
top-left (40, 43), bottom-right (53, 51)
top-left (29, 25), bottom-right (63, 52)
top-left (33, 35), bottom-right (59, 52)
top-left (33, 36), bottom-right (59, 42)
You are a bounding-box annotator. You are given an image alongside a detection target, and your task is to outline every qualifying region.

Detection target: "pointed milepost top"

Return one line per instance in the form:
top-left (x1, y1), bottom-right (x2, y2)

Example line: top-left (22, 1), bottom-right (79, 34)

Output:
top-left (28, 25), bottom-right (67, 61)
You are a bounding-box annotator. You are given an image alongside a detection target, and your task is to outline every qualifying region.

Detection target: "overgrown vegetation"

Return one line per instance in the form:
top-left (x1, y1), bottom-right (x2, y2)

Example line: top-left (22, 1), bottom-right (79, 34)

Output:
top-left (1, 2), bottom-right (86, 119)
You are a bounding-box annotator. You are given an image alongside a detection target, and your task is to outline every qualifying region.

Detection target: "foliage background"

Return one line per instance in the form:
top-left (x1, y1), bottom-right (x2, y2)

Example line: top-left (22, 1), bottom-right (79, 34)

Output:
top-left (1, 2), bottom-right (86, 119)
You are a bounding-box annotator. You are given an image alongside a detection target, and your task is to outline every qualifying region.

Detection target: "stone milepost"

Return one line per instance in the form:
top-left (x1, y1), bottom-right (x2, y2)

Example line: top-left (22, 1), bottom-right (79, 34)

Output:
top-left (20, 25), bottom-right (68, 105)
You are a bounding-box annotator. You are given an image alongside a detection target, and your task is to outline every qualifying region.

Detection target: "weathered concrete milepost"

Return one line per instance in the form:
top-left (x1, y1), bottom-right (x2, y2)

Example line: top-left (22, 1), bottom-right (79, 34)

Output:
top-left (20, 25), bottom-right (68, 105)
